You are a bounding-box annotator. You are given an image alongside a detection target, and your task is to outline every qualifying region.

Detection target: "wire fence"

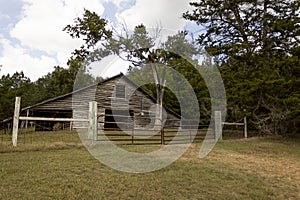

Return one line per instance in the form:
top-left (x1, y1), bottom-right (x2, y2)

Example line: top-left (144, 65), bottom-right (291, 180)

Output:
top-left (0, 113), bottom-right (247, 147)
top-left (0, 121), bottom-right (80, 148)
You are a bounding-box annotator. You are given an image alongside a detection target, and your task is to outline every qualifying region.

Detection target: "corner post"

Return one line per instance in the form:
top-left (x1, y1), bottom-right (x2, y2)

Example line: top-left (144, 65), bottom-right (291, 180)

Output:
top-left (12, 97), bottom-right (21, 147)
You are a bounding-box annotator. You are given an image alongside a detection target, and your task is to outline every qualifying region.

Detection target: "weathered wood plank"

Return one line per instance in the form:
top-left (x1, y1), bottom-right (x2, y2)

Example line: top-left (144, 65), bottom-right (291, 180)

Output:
top-left (12, 97), bottom-right (21, 147)
top-left (19, 117), bottom-right (88, 122)
top-left (222, 122), bottom-right (244, 126)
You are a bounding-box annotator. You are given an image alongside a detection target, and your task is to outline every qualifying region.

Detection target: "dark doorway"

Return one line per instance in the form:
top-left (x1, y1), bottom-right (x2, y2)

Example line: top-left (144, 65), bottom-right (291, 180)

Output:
top-left (33, 110), bottom-right (72, 131)
top-left (104, 109), bottom-right (134, 130)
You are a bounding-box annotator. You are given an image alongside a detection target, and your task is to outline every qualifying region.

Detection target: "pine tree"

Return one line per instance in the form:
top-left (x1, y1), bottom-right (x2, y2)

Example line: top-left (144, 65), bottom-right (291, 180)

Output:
top-left (184, 0), bottom-right (300, 135)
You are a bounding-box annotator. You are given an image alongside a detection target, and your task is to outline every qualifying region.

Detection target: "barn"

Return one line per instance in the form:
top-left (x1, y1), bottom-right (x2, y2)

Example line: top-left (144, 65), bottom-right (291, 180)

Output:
top-left (19, 73), bottom-right (181, 131)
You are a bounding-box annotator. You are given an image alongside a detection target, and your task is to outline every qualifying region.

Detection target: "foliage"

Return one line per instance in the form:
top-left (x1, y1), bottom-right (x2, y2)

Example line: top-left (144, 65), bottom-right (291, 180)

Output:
top-left (183, 0), bottom-right (300, 63)
top-left (0, 72), bottom-right (34, 121)
top-left (0, 66), bottom-right (98, 122)
top-left (63, 9), bottom-right (112, 61)
top-left (64, 11), bottom-right (204, 124)
top-left (184, 0), bottom-right (300, 135)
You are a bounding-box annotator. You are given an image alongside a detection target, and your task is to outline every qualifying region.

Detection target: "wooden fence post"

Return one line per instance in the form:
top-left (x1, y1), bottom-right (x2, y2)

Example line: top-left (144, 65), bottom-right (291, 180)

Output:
top-left (244, 115), bottom-right (248, 138)
top-left (88, 101), bottom-right (98, 141)
top-left (12, 97), bottom-right (21, 147)
top-left (214, 111), bottom-right (222, 141)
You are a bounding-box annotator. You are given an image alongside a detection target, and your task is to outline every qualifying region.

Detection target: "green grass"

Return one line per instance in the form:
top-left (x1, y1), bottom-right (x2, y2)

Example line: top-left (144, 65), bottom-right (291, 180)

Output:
top-left (0, 132), bottom-right (299, 199)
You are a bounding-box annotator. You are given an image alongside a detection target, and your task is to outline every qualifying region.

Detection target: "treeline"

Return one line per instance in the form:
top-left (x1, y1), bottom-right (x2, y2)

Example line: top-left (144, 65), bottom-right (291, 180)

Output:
top-left (0, 65), bottom-right (98, 122)
top-left (183, 0), bottom-right (300, 135)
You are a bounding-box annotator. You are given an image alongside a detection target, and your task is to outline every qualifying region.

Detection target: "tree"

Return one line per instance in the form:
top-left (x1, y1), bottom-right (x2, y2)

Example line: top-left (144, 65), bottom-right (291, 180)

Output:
top-left (63, 9), bottom-right (112, 62)
top-left (34, 65), bottom-right (98, 102)
top-left (184, 0), bottom-right (300, 135)
top-left (64, 10), bottom-right (200, 128)
top-left (0, 72), bottom-right (35, 121)
top-left (184, 0), bottom-right (300, 63)
top-left (0, 64), bottom-right (99, 126)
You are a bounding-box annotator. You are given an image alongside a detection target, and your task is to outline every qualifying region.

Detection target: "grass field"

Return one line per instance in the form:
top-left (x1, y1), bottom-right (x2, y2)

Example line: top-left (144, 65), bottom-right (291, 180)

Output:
top-left (0, 131), bottom-right (299, 199)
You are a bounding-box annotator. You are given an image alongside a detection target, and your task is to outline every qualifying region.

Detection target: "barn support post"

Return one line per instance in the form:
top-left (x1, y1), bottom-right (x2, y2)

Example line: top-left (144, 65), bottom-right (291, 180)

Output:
top-left (88, 101), bottom-right (98, 141)
top-left (12, 97), bottom-right (21, 147)
top-left (214, 111), bottom-right (222, 141)
top-left (25, 109), bottom-right (29, 129)
top-left (161, 126), bottom-right (165, 145)
top-left (69, 121), bottom-right (73, 131)
top-left (131, 116), bottom-right (134, 145)
top-left (189, 120), bottom-right (192, 143)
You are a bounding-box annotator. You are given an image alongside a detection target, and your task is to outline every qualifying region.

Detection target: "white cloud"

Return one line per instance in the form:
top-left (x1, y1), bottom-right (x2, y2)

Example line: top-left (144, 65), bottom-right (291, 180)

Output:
top-left (0, 0), bottom-right (193, 81)
top-left (9, 0), bottom-right (105, 69)
top-left (0, 13), bottom-right (10, 20)
top-left (102, 0), bottom-right (132, 8)
top-left (0, 34), bottom-right (56, 80)
top-left (88, 54), bottom-right (131, 78)
top-left (116, 0), bottom-right (191, 32)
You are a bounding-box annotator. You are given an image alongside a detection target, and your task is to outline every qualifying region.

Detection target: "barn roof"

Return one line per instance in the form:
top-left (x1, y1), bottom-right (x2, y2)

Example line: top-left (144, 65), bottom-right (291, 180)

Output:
top-left (21, 73), bottom-right (124, 111)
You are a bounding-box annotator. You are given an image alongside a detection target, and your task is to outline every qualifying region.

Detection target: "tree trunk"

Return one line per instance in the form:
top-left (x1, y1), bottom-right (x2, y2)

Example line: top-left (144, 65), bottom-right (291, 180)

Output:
top-left (150, 64), bottom-right (166, 130)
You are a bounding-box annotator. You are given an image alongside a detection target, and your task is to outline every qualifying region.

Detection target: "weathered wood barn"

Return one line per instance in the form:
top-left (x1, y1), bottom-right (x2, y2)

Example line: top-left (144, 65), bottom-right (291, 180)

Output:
top-left (20, 73), bottom-right (180, 131)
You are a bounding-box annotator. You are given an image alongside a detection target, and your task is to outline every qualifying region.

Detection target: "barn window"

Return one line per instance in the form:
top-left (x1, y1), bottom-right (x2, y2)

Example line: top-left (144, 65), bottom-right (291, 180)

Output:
top-left (116, 85), bottom-right (125, 98)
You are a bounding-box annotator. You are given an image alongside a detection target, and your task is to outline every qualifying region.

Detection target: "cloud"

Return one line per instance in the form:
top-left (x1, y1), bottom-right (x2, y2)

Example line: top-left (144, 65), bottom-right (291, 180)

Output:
top-left (0, 13), bottom-right (10, 20)
top-left (102, 0), bottom-right (133, 8)
top-left (88, 54), bottom-right (131, 78)
top-left (9, 0), bottom-right (105, 67)
top-left (116, 0), bottom-right (191, 32)
top-left (0, 34), bottom-right (56, 80)
top-left (0, 0), bottom-right (193, 81)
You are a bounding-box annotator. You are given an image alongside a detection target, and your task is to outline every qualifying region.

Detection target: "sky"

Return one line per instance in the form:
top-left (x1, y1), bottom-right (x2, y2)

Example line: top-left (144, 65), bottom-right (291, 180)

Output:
top-left (0, 0), bottom-right (195, 81)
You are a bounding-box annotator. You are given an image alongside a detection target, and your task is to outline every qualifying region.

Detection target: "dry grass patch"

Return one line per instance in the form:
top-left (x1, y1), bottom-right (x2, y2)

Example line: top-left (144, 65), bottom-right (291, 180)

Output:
top-left (179, 137), bottom-right (300, 199)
